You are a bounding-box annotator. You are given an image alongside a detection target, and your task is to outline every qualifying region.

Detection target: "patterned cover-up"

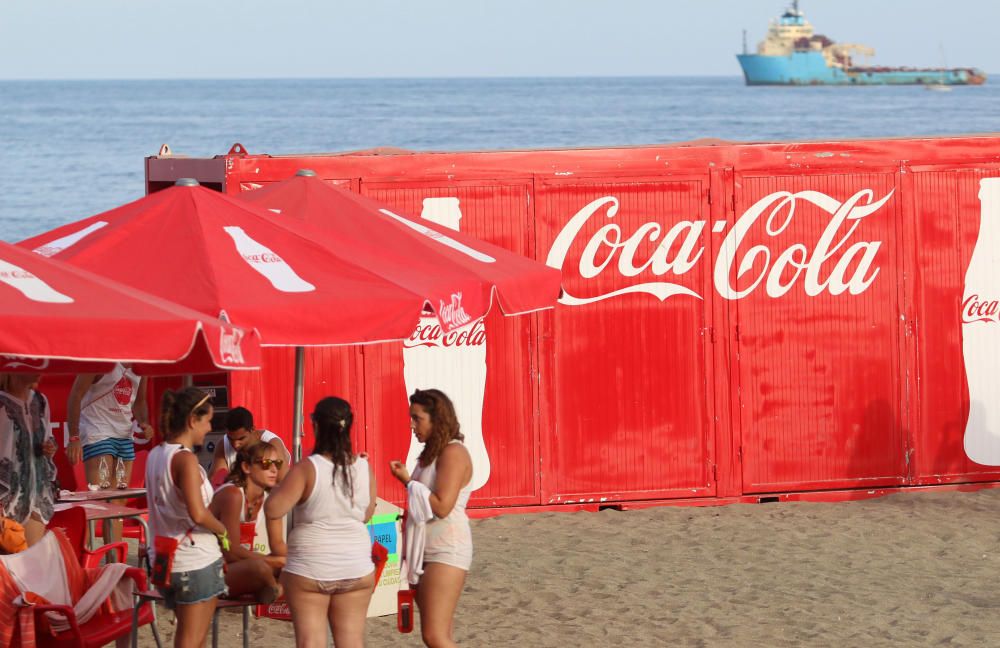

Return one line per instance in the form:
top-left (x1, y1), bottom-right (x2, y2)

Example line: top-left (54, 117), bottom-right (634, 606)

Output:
top-left (0, 390), bottom-right (56, 525)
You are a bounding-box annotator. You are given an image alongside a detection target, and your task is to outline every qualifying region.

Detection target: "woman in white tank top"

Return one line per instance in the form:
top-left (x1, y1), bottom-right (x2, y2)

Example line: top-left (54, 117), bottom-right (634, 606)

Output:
top-left (266, 396), bottom-right (377, 648)
top-left (390, 388), bottom-right (474, 648)
top-left (209, 440), bottom-right (285, 602)
top-left (146, 387), bottom-right (230, 647)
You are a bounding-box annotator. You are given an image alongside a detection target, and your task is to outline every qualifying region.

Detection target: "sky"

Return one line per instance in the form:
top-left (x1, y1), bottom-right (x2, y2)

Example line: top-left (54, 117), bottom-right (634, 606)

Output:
top-left (1, 0), bottom-right (997, 79)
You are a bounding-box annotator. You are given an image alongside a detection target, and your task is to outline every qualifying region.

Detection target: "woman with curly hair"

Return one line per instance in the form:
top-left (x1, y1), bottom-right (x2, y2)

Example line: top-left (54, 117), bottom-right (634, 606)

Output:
top-left (266, 396), bottom-right (376, 648)
top-left (389, 388), bottom-right (473, 648)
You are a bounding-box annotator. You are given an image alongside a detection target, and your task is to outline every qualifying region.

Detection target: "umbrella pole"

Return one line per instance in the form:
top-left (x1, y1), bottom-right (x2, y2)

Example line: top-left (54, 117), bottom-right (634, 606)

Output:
top-left (292, 346), bottom-right (305, 462)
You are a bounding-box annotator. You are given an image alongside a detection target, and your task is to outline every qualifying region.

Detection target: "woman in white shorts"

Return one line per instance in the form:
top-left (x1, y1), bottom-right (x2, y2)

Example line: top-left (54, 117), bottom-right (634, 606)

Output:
top-left (390, 388), bottom-right (473, 648)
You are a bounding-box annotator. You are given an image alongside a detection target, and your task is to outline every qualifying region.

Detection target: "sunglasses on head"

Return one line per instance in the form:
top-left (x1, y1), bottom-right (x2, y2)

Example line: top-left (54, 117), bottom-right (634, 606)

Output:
top-left (254, 458), bottom-right (284, 470)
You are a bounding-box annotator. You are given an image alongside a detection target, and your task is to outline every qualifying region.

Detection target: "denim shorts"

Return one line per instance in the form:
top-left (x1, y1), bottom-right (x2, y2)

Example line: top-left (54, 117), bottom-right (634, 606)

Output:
top-left (159, 558), bottom-right (227, 609)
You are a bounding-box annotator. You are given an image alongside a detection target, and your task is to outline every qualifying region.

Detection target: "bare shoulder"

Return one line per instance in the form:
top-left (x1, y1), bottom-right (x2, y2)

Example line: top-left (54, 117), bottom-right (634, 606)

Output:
top-left (171, 448), bottom-right (197, 469)
top-left (213, 484), bottom-right (240, 505)
top-left (439, 442), bottom-right (472, 466)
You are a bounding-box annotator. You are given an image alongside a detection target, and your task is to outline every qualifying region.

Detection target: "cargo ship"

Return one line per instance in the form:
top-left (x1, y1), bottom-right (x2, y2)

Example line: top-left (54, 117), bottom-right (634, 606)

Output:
top-left (736, 1), bottom-right (986, 86)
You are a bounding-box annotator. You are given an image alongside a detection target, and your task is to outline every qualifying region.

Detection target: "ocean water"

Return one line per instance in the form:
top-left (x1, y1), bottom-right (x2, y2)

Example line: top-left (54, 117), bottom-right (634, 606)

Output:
top-left (2, 76), bottom-right (999, 242)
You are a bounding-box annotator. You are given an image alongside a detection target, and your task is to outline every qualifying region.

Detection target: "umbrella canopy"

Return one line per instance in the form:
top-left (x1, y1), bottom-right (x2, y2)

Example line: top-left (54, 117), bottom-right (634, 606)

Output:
top-left (0, 239), bottom-right (261, 374)
top-left (19, 182), bottom-right (429, 346)
top-left (239, 172), bottom-right (563, 329)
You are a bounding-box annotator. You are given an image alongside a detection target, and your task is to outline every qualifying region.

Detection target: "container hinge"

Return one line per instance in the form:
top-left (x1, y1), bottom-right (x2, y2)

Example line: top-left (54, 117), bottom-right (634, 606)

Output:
top-left (711, 462), bottom-right (717, 482)
top-left (709, 326), bottom-right (716, 344)
top-left (734, 325), bottom-right (741, 342)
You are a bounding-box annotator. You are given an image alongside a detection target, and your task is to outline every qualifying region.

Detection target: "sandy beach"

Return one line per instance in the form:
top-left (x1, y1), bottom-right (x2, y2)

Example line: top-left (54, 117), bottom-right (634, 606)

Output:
top-left (135, 488), bottom-right (1000, 647)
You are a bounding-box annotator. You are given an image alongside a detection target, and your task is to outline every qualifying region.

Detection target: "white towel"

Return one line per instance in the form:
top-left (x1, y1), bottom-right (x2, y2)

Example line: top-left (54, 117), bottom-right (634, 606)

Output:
top-left (1, 531), bottom-right (134, 632)
top-left (402, 480), bottom-right (433, 585)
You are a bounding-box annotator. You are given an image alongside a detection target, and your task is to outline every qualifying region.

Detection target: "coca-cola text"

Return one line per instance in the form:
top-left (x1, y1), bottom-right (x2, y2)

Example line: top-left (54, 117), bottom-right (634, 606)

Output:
top-left (404, 319), bottom-right (486, 349)
top-left (546, 188), bottom-right (894, 305)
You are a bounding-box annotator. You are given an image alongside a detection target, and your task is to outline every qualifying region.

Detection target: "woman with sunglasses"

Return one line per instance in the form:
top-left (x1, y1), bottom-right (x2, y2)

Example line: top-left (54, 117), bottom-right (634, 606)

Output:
top-left (209, 441), bottom-right (285, 600)
top-left (266, 396), bottom-right (376, 648)
top-left (147, 387), bottom-right (230, 648)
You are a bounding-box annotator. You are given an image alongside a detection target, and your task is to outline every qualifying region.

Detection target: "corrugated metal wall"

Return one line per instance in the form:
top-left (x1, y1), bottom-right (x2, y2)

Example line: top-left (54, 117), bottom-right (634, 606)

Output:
top-left (732, 172), bottom-right (907, 492)
top-left (361, 181), bottom-right (540, 507)
top-left (144, 138), bottom-right (1000, 509)
top-left (536, 177), bottom-right (717, 502)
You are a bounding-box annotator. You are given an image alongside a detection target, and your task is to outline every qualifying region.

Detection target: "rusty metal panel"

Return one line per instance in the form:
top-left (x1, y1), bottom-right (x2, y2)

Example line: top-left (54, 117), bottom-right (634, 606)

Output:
top-left (360, 180), bottom-right (540, 508)
top-left (536, 176), bottom-right (717, 502)
top-left (732, 171), bottom-right (907, 492)
top-left (907, 167), bottom-right (1000, 484)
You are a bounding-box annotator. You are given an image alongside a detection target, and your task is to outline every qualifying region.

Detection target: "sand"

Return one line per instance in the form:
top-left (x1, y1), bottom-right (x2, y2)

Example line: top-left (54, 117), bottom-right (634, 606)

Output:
top-left (135, 488), bottom-right (1000, 647)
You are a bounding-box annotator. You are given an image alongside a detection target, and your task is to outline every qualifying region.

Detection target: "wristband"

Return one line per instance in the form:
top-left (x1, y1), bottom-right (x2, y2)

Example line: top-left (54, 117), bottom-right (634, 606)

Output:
top-left (68, 436), bottom-right (81, 443)
top-left (217, 531), bottom-right (230, 551)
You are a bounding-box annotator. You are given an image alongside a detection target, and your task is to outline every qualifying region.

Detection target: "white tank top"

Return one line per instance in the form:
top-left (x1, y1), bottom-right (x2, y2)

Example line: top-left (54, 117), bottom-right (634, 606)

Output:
top-left (214, 482), bottom-right (270, 555)
top-left (222, 429), bottom-right (284, 468)
top-left (146, 443), bottom-right (221, 572)
top-left (284, 455), bottom-right (373, 581)
top-left (79, 364), bottom-right (140, 445)
top-left (411, 440), bottom-right (473, 557)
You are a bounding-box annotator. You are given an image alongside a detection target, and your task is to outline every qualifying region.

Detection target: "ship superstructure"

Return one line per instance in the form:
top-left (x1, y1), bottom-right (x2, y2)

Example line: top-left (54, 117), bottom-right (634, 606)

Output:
top-left (736, 2), bottom-right (985, 86)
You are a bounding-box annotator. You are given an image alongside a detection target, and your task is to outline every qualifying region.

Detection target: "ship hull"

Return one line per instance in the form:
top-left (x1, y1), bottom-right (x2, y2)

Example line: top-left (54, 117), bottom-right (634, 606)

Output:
top-left (737, 52), bottom-right (986, 86)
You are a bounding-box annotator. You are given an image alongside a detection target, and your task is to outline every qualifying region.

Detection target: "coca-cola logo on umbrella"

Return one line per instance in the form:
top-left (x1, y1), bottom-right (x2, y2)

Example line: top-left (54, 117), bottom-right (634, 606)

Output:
top-left (546, 188), bottom-right (894, 305)
top-left (220, 327), bottom-right (245, 364)
top-left (0, 356), bottom-right (49, 371)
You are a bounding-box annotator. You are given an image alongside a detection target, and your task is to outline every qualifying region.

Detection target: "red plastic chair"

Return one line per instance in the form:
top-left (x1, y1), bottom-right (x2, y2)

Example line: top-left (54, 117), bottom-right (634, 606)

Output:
top-left (25, 530), bottom-right (157, 648)
top-left (47, 506), bottom-right (127, 568)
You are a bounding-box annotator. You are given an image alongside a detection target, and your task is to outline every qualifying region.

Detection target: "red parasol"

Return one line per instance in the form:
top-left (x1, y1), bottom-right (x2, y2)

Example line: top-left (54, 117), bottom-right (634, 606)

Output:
top-left (20, 180), bottom-right (428, 346)
top-left (0, 240), bottom-right (260, 375)
top-left (239, 170), bottom-right (563, 329)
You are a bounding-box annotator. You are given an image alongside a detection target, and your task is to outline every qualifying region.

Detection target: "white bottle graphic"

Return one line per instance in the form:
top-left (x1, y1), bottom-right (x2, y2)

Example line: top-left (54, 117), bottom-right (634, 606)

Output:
top-left (963, 178), bottom-right (1000, 465)
top-left (223, 226), bottom-right (315, 293)
top-left (0, 259), bottom-right (73, 303)
top-left (32, 221), bottom-right (109, 257)
top-left (402, 198), bottom-right (491, 491)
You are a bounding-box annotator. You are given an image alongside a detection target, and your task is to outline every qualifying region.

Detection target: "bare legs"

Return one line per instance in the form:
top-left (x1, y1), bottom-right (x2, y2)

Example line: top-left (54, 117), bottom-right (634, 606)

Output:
top-left (83, 454), bottom-right (132, 544)
top-left (173, 598), bottom-right (217, 648)
top-left (416, 562), bottom-right (467, 648)
top-left (225, 557), bottom-right (282, 602)
top-left (281, 570), bottom-right (375, 648)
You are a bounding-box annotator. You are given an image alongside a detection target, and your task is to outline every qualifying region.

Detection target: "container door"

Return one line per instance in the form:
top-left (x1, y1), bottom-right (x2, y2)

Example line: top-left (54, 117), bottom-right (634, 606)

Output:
top-left (730, 171), bottom-right (907, 493)
top-left (360, 180), bottom-right (541, 509)
top-left (535, 175), bottom-right (719, 503)
top-left (904, 166), bottom-right (1000, 484)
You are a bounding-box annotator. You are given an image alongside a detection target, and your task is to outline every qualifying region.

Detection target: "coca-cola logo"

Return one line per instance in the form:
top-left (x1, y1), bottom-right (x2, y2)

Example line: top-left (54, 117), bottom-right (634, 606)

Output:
top-left (220, 327), bottom-right (245, 364)
top-left (546, 188), bottom-right (894, 304)
top-left (962, 294), bottom-right (999, 323)
top-left (113, 375), bottom-right (133, 405)
top-left (0, 356), bottom-right (49, 371)
top-left (242, 253), bottom-right (282, 264)
top-left (438, 292), bottom-right (473, 330)
top-left (404, 319), bottom-right (486, 349)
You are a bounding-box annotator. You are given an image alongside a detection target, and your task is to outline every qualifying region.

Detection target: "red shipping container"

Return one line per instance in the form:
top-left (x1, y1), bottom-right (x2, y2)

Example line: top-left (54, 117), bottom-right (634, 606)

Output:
top-left (144, 136), bottom-right (1000, 512)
